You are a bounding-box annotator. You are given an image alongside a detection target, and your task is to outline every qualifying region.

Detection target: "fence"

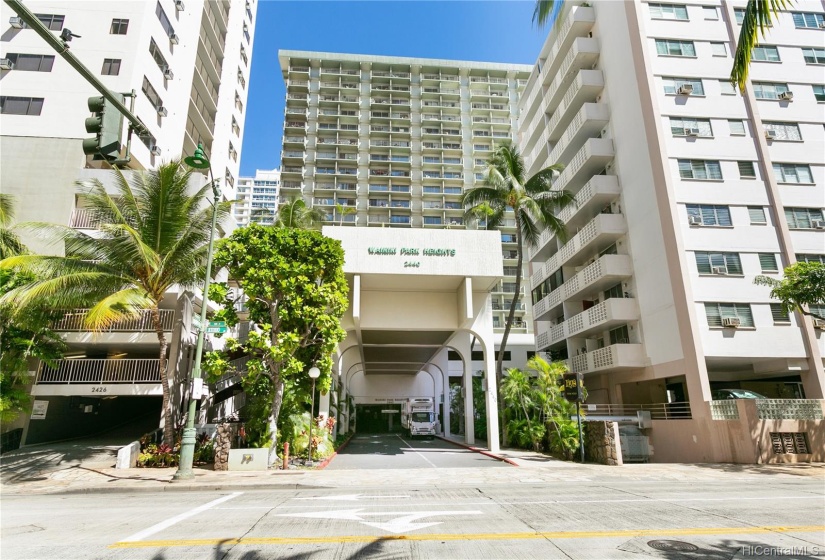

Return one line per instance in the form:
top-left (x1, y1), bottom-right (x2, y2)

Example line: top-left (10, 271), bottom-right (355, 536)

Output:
top-left (37, 359), bottom-right (162, 384)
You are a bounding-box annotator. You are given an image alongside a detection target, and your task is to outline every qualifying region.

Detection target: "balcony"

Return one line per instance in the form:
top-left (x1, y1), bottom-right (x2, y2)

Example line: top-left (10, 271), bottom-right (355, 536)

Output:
top-left (547, 71), bottom-right (604, 140)
top-left (54, 309), bottom-right (174, 332)
top-left (531, 211), bottom-right (626, 272)
top-left (547, 103), bottom-right (609, 169)
top-left (36, 359), bottom-right (162, 384)
top-left (568, 343), bottom-right (646, 374)
top-left (532, 254), bottom-right (633, 320)
top-left (552, 138), bottom-right (614, 194)
top-left (542, 298), bottom-right (639, 347)
top-left (560, 175), bottom-right (620, 229)
top-left (542, 36), bottom-right (600, 92)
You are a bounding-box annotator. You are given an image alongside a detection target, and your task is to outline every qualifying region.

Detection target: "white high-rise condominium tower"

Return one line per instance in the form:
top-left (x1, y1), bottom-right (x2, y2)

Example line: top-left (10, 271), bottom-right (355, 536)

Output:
top-left (0, 0), bottom-right (257, 447)
top-left (278, 50), bottom-right (538, 369)
top-left (235, 168), bottom-right (281, 226)
top-left (519, 1), bottom-right (823, 462)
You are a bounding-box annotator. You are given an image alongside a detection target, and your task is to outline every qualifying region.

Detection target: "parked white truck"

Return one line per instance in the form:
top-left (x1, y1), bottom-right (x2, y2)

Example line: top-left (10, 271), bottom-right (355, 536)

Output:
top-left (401, 397), bottom-right (437, 438)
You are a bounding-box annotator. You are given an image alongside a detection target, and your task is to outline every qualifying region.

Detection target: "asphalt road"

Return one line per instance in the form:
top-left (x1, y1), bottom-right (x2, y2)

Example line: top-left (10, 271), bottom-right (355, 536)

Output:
top-left (326, 433), bottom-right (508, 470)
top-left (2, 477), bottom-right (824, 559)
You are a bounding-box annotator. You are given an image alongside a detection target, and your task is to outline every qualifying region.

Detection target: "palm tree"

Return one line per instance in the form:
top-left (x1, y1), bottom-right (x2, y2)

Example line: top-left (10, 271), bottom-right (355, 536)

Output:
top-left (462, 141), bottom-right (573, 405)
top-left (274, 198), bottom-right (326, 229)
top-left (533, 0), bottom-right (785, 93)
top-left (334, 202), bottom-right (357, 226)
top-left (0, 162), bottom-right (230, 446)
top-left (0, 194), bottom-right (27, 259)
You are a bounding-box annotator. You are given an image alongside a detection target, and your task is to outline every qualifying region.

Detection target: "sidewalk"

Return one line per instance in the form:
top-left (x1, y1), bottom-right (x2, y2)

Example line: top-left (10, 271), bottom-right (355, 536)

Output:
top-left (437, 433), bottom-right (584, 468)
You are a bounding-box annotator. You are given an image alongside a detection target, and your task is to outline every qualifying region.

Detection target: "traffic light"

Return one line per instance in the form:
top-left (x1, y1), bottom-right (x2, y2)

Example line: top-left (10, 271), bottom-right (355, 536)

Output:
top-left (82, 95), bottom-right (124, 161)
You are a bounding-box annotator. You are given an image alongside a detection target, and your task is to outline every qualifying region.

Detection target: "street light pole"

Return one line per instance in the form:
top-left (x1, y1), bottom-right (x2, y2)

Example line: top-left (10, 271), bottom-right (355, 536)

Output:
top-left (307, 366), bottom-right (321, 466)
top-left (174, 144), bottom-right (219, 481)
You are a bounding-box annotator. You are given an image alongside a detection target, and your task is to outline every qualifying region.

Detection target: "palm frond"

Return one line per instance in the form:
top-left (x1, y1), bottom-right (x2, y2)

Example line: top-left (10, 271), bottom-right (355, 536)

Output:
top-left (84, 287), bottom-right (154, 331)
top-left (0, 193), bottom-right (18, 228)
top-left (533, 0), bottom-right (566, 28)
top-left (731, 0), bottom-right (791, 92)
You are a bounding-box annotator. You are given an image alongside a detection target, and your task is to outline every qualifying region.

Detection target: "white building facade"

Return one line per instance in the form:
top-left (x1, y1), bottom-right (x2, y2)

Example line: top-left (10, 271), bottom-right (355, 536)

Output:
top-left (519, 1), bottom-right (824, 462)
top-left (234, 168), bottom-right (280, 226)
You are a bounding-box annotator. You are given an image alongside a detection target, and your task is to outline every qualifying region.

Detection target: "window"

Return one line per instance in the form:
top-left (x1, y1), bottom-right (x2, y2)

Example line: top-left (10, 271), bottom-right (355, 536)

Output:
top-left (796, 254), bottom-right (825, 264)
top-left (695, 252), bottom-right (743, 274)
top-left (605, 283), bottom-right (624, 300)
top-left (0, 96), bottom-right (44, 115)
top-left (424, 216), bottom-right (442, 225)
top-left (670, 117), bottom-right (712, 137)
top-left (149, 39), bottom-right (169, 72)
top-left (705, 303), bottom-right (754, 327)
top-left (101, 58), bottom-right (121, 76)
top-left (752, 45), bottom-right (780, 62)
top-left (238, 69), bottom-right (247, 90)
top-left (764, 122), bottom-right (802, 141)
top-left (110, 18), bottom-right (129, 35)
top-left (232, 117), bottom-right (240, 136)
top-left (678, 159), bottom-right (722, 180)
top-left (773, 163), bottom-right (813, 184)
top-left (802, 47), bottom-right (825, 64)
top-left (155, 1), bottom-right (175, 37)
top-left (663, 77), bottom-right (704, 95)
top-left (791, 12), bottom-right (825, 28)
top-left (649, 3), bottom-right (689, 20)
top-left (784, 207), bottom-right (824, 229)
top-left (734, 8), bottom-right (745, 24)
top-left (240, 46), bottom-right (248, 66)
top-left (656, 39), bottom-right (696, 57)
top-left (711, 42), bottom-right (727, 57)
top-left (748, 206), bottom-right (767, 224)
top-left (719, 80), bottom-right (736, 95)
top-left (729, 120), bottom-right (746, 135)
top-left (759, 253), bottom-right (779, 273)
top-left (770, 304), bottom-right (791, 323)
top-left (753, 82), bottom-right (790, 100)
top-left (687, 204), bottom-right (732, 226)
top-left (609, 325), bottom-right (630, 345)
top-left (814, 85), bottom-right (825, 102)
top-left (33, 13), bottom-right (64, 30)
top-left (235, 93), bottom-right (244, 113)
top-left (141, 76), bottom-right (163, 109)
top-left (703, 6), bottom-right (718, 19)
top-left (738, 161), bottom-right (756, 178)
top-left (3, 53), bottom-right (54, 72)
top-left (811, 305), bottom-right (825, 319)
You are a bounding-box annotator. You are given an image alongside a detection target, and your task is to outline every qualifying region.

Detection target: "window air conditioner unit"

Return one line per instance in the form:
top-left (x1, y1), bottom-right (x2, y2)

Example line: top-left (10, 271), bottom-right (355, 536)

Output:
top-left (9, 16), bottom-right (24, 29)
top-left (174, 0), bottom-right (185, 11)
top-left (712, 266), bottom-right (727, 275)
top-left (162, 67), bottom-right (174, 80)
top-left (156, 105), bottom-right (168, 117)
top-left (812, 219), bottom-right (825, 229)
top-left (722, 317), bottom-right (741, 328)
top-left (677, 84), bottom-right (694, 95)
top-left (685, 128), bottom-right (700, 136)
top-left (813, 319), bottom-right (825, 330)
top-left (150, 145), bottom-right (162, 156)
top-left (0, 58), bottom-right (13, 71)
top-left (688, 215), bottom-right (702, 226)
top-left (765, 129), bottom-right (777, 140)
top-left (778, 91), bottom-right (793, 101)
top-left (169, 33), bottom-right (180, 45)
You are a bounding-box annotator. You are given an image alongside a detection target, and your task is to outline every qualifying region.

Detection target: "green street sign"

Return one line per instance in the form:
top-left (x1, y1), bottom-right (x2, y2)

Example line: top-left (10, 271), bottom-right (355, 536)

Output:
top-left (206, 321), bottom-right (227, 334)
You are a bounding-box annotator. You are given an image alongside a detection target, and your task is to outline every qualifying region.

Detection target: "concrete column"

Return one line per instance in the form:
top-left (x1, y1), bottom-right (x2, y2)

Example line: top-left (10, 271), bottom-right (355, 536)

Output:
top-left (463, 357), bottom-right (474, 445)
top-left (319, 389), bottom-right (330, 422)
top-left (443, 370), bottom-right (451, 437)
top-left (482, 339), bottom-right (500, 453)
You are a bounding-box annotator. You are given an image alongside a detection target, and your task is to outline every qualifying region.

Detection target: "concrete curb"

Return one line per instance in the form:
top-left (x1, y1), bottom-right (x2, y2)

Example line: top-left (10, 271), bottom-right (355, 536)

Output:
top-left (316, 432), bottom-right (354, 470)
top-left (436, 436), bottom-right (520, 466)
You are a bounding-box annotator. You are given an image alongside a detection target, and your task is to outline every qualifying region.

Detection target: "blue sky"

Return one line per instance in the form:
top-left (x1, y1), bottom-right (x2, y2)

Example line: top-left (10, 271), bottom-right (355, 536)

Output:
top-left (239, 1), bottom-right (549, 176)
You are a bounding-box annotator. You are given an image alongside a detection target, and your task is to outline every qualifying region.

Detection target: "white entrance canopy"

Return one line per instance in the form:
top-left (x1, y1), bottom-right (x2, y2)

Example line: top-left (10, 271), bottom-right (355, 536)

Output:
top-left (323, 226), bottom-right (505, 451)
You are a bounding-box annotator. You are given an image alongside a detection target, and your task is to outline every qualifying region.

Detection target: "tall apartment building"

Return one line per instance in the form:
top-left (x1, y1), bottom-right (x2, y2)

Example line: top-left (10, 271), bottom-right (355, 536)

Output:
top-left (519, 1), bottom-right (824, 461)
top-left (234, 168), bottom-right (281, 226)
top-left (0, 0), bottom-right (257, 446)
top-left (277, 50), bottom-right (537, 367)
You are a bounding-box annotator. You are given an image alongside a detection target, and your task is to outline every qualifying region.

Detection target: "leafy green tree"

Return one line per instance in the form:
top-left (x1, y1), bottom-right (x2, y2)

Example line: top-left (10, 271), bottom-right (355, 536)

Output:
top-left (0, 194), bottom-right (27, 260)
top-left (755, 262), bottom-right (825, 321)
top-left (0, 162), bottom-right (229, 446)
top-left (334, 203), bottom-right (357, 226)
top-left (533, 0), bottom-right (785, 93)
top-left (203, 224), bottom-right (348, 465)
top-left (275, 198), bottom-right (326, 230)
top-left (462, 140), bottom-right (572, 402)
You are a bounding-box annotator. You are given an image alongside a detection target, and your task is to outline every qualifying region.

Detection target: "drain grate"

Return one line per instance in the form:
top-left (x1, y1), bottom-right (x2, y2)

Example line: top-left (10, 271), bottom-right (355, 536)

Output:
top-left (647, 540), bottom-right (699, 552)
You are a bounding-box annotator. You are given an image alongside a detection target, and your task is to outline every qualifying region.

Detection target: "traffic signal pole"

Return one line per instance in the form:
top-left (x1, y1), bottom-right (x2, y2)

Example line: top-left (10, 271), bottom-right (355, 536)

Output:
top-left (4, 0), bottom-right (149, 138)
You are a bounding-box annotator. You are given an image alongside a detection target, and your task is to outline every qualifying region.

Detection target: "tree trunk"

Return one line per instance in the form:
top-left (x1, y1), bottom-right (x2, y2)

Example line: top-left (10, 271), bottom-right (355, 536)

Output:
top-left (267, 377), bottom-right (285, 467)
top-left (151, 306), bottom-right (174, 447)
top-left (496, 214), bottom-right (524, 440)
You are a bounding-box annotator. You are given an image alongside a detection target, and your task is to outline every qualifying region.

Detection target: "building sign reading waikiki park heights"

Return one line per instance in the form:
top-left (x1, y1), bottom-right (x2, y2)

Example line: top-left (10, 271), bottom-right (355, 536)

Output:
top-left (367, 247), bottom-right (456, 268)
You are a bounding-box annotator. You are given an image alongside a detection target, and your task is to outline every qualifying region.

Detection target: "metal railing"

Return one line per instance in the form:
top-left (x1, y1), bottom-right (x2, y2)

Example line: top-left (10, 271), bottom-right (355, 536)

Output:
top-left (37, 359), bottom-right (162, 384)
top-left (582, 402), bottom-right (692, 420)
top-left (53, 309), bottom-right (174, 332)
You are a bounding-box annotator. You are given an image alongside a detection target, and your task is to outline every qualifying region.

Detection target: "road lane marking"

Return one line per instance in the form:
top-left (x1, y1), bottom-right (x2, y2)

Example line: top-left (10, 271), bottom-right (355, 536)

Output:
top-left (396, 434), bottom-right (437, 468)
top-left (292, 494), bottom-right (411, 501)
top-left (120, 492), bottom-right (244, 542)
top-left (109, 524), bottom-right (825, 549)
top-left (275, 509), bottom-right (484, 534)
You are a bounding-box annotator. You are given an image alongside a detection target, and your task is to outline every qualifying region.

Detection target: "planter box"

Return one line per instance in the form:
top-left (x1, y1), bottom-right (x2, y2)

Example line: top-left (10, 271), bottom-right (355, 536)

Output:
top-left (228, 448), bottom-right (269, 471)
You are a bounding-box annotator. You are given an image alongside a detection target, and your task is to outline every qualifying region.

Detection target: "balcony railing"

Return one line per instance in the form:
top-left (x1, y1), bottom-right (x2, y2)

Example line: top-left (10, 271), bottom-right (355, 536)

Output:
top-left (579, 401), bottom-right (691, 420)
top-left (710, 399), bottom-right (824, 420)
top-left (37, 359), bottom-right (162, 384)
top-left (54, 309), bottom-right (175, 332)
